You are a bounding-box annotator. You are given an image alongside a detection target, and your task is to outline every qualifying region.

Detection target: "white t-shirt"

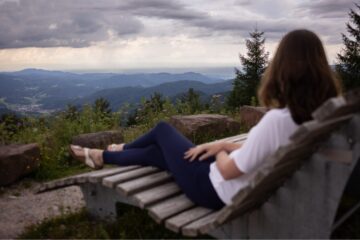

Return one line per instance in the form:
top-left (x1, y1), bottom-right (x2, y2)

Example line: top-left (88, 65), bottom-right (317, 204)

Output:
top-left (209, 108), bottom-right (299, 205)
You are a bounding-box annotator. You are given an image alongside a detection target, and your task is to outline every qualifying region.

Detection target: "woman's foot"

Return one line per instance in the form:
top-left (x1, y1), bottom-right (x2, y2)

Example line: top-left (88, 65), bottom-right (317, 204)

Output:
top-left (69, 145), bottom-right (104, 169)
top-left (107, 143), bottom-right (125, 152)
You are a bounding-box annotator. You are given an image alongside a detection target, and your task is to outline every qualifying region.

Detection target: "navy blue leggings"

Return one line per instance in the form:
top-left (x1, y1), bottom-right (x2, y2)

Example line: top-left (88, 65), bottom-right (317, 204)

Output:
top-left (103, 121), bottom-right (225, 210)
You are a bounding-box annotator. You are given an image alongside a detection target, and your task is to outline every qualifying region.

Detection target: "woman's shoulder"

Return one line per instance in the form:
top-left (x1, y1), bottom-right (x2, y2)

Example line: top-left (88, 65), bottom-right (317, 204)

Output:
top-left (256, 107), bottom-right (297, 130)
top-left (262, 108), bottom-right (292, 122)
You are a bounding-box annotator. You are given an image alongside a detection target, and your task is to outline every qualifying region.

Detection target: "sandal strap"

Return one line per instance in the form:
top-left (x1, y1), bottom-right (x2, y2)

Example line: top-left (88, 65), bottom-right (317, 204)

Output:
top-left (84, 148), bottom-right (96, 169)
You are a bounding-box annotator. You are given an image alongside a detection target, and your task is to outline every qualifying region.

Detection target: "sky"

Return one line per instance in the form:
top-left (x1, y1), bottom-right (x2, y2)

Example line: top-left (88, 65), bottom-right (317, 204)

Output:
top-left (0, 0), bottom-right (357, 73)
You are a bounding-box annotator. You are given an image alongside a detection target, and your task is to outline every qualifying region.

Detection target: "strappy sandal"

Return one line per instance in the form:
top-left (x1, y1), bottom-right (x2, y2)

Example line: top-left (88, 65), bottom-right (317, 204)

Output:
top-left (107, 143), bottom-right (125, 152)
top-left (69, 145), bottom-right (103, 169)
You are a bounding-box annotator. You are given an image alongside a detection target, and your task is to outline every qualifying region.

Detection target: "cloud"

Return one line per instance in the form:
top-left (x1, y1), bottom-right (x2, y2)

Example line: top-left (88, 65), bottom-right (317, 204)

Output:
top-left (0, 0), bottom-right (144, 49)
top-left (0, 0), bottom-right (353, 51)
top-left (115, 0), bottom-right (207, 20)
top-left (297, 0), bottom-right (354, 18)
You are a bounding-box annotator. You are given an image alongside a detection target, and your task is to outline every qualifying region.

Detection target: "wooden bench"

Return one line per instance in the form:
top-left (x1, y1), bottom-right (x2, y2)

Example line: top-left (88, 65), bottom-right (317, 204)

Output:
top-left (36, 89), bottom-right (360, 238)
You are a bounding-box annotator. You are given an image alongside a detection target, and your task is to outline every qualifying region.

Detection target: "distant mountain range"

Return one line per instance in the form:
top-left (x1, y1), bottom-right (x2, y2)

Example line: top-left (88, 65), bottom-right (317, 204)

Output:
top-left (0, 69), bottom-right (233, 115)
top-left (76, 80), bottom-right (233, 110)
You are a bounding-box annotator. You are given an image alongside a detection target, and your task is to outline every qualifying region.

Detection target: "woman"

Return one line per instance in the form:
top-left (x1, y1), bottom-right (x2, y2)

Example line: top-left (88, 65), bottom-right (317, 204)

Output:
top-left (70, 29), bottom-right (340, 210)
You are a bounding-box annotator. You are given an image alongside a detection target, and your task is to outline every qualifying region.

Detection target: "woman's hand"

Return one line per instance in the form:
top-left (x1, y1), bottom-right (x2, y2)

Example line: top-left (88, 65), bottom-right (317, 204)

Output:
top-left (184, 142), bottom-right (223, 161)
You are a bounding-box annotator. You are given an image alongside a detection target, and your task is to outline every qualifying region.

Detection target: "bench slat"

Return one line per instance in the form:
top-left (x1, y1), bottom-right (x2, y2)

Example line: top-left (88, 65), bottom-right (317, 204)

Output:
top-left (165, 207), bottom-right (213, 233)
top-left (88, 166), bottom-right (141, 183)
top-left (312, 89), bottom-right (360, 121)
top-left (102, 166), bottom-right (160, 188)
top-left (132, 182), bottom-right (181, 208)
top-left (182, 211), bottom-right (220, 237)
top-left (148, 194), bottom-right (195, 223)
top-left (291, 114), bottom-right (352, 143)
top-left (35, 171), bottom-right (93, 193)
top-left (233, 139), bottom-right (247, 144)
top-left (218, 133), bottom-right (248, 143)
top-left (116, 171), bottom-right (173, 196)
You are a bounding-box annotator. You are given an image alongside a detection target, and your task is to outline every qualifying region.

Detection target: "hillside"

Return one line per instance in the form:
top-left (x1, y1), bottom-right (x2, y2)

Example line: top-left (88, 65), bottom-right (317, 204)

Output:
top-left (0, 69), bottom-right (229, 114)
top-left (74, 79), bottom-right (233, 110)
top-left (5, 67), bottom-right (345, 114)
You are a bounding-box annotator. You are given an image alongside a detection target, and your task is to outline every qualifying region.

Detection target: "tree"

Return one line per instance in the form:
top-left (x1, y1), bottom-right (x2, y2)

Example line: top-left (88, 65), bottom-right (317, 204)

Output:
top-left (227, 28), bottom-right (269, 110)
top-left (180, 88), bottom-right (202, 114)
top-left (226, 69), bottom-right (248, 110)
top-left (63, 104), bottom-right (79, 121)
top-left (336, 4), bottom-right (360, 91)
top-left (127, 92), bottom-right (165, 125)
top-left (146, 92), bottom-right (165, 113)
top-left (0, 112), bottom-right (24, 140)
top-left (93, 98), bottom-right (111, 116)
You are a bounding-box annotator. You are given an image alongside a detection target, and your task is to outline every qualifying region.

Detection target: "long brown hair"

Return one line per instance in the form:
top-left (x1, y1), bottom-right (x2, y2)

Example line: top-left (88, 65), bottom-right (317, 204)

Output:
top-left (258, 29), bottom-right (341, 124)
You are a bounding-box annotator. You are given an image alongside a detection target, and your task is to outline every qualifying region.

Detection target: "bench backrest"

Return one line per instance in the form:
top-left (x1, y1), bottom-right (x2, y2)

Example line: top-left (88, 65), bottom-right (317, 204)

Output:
top-left (212, 89), bottom-right (360, 233)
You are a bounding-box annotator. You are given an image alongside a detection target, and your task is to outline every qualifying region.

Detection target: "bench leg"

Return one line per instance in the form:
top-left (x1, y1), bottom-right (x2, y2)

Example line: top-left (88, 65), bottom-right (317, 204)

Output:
top-left (209, 214), bottom-right (249, 239)
top-left (80, 182), bottom-right (136, 221)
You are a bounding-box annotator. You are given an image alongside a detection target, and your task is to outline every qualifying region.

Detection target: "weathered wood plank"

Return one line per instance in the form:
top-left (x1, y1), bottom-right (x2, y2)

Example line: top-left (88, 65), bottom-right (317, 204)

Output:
top-left (38, 165), bottom-right (158, 192)
top-left (216, 139), bottom-right (340, 222)
top-left (246, 146), bottom-right (355, 238)
top-left (312, 89), bottom-right (360, 121)
top-left (116, 171), bottom-right (173, 196)
top-left (165, 207), bottom-right (213, 233)
top-left (182, 211), bottom-right (220, 237)
top-left (317, 147), bottom-right (353, 164)
top-left (132, 182), bottom-right (181, 208)
top-left (88, 166), bottom-right (141, 183)
top-left (214, 204), bottom-right (239, 225)
top-left (216, 133), bottom-right (248, 143)
top-left (312, 96), bottom-right (347, 121)
top-left (102, 166), bottom-right (160, 188)
top-left (291, 114), bottom-right (352, 143)
top-left (35, 171), bottom-right (93, 193)
top-left (273, 143), bottom-right (319, 168)
top-left (148, 194), bottom-right (195, 223)
top-left (233, 139), bottom-right (247, 144)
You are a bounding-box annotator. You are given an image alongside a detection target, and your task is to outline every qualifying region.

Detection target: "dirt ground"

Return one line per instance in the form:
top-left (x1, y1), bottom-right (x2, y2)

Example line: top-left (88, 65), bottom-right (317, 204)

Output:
top-left (0, 179), bottom-right (85, 239)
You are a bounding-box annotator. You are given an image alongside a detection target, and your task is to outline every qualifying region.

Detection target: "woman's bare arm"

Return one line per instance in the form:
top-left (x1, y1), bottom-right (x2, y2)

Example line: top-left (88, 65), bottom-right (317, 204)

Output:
top-left (216, 151), bottom-right (244, 180)
top-left (220, 142), bottom-right (242, 153)
top-left (184, 141), bottom-right (242, 161)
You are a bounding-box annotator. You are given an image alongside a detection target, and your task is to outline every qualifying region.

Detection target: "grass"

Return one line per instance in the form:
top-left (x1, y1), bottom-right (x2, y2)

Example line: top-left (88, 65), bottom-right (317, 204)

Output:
top-left (19, 205), bottom-right (208, 239)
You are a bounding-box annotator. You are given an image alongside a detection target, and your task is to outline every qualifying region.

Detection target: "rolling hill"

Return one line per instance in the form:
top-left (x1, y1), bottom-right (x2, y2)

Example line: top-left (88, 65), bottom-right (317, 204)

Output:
top-left (75, 80), bottom-right (233, 110)
top-left (0, 69), bottom-right (233, 114)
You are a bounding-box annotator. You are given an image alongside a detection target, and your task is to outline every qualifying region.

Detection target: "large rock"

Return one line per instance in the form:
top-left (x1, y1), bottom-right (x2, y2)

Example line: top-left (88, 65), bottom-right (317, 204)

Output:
top-left (71, 130), bottom-right (124, 149)
top-left (169, 114), bottom-right (241, 143)
top-left (0, 143), bottom-right (40, 186)
top-left (239, 106), bottom-right (267, 129)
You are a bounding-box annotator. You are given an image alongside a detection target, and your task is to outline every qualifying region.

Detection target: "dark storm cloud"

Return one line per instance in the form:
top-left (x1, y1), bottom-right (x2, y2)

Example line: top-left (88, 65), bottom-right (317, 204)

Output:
top-left (0, 0), bottom-right (211, 49)
top-left (115, 0), bottom-right (207, 20)
top-left (0, 0), bottom-right (144, 49)
top-left (0, 0), bottom-right (354, 49)
top-left (297, 0), bottom-right (355, 18)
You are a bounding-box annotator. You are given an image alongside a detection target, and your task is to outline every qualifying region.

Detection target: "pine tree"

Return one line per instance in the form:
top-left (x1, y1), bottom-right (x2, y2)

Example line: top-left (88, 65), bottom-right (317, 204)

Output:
top-left (226, 28), bottom-right (269, 110)
top-left (180, 88), bottom-right (202, 114)
top-left (128, 92), bottom-right (165, 125)
top-left (336, 4), bottom-right (360, 91)
top-left (93, 97), bottom-right (111, 117)
top-left (147, 92), bottom-right (165, 112)
top-left (64, 104), bottom-right (79, 120)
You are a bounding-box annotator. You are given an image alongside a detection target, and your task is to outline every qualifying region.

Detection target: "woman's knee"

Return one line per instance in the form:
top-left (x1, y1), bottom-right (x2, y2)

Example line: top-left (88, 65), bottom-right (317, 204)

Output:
top-left (155, 121), bottom-right (173, 132)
